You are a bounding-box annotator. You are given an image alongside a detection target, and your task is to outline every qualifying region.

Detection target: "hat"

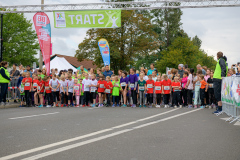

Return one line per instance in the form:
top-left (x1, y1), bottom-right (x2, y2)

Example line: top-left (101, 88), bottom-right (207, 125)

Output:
top-left (178, 64), bottom-right (184, 68)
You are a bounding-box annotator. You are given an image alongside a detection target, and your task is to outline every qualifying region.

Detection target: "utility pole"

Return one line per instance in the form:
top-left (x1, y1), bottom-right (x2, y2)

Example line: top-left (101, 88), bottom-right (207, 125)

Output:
top-left (39, 0), bottom-right (44, 69)
top-left (0, 14), bottom-right (3, 62)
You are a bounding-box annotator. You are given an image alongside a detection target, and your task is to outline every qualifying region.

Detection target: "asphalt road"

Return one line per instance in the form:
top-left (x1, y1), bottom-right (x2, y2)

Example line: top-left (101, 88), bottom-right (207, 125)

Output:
top-left (0, 107), bottom-right (239, 160)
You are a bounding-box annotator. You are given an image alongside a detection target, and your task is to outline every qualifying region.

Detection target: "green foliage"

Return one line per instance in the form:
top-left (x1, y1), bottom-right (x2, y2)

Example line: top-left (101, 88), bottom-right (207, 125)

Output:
top-left (156, 36), bottom-right (217, 73)
top-left (1, 10), bottom-right (39, 66)
top-left (75, 10), bottom-right (160, 72)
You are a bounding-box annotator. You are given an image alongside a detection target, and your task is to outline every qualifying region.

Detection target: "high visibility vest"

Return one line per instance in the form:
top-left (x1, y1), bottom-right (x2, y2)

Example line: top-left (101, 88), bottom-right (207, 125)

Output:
top-left (213, 58), bottom-right (228, 79)
top-left (0, 67), bottom-right (10, 83)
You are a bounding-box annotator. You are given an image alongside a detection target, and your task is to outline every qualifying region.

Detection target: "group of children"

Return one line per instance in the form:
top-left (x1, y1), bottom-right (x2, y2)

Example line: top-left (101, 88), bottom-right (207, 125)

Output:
top-left (18, 67), bottom-right (215, 109)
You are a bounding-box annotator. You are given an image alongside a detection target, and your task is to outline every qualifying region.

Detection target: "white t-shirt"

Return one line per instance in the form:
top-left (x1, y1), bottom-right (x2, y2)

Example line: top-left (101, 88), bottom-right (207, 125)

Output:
top-left (82, 79), bottom-right (92, 92)
top-left (67, 79), bottom-right (75, 93)
top-left (90, 79), bottom-right (98, 92)
top-left (60, 80), bottom-right (68, 93)
top-left (49, 79), bottom-right (60, 91)
top-left (187, 74), bottom-right (193, 90)
top-left (152, 77), bottom-right (157, 82)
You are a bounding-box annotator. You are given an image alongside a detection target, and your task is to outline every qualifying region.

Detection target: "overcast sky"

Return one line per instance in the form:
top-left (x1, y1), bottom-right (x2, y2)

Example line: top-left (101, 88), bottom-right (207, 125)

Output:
top-left (1, 0), bottom-right (240, 67)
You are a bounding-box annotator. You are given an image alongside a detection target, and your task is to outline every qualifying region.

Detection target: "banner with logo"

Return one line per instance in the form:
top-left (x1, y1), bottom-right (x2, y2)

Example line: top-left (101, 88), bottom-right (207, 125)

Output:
top-left (232, 77), bottom-right (240, 107)
top-left (98, 38), bottom-right (110, 66)
top-left (33, 12), bottom-right (51, 75)
top-left (53, 10), bottom-right (121, 28)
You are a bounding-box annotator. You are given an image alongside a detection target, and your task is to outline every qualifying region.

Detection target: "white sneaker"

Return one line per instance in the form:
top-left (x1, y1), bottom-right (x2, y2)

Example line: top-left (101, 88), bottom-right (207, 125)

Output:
top-left (167, 105), bottom-right (170, 108)
top-left (209, 106), bottom-right (212, 109)
top-left (164, 105), bottom-right (168, 108)
top-left (52, 104), bottom-right (56, 108)
top-left (47, 105), bottom-right (51, 108)
top-left (179, 105), bottom-right (182, 108)
top-left (174, 105), bottom-right (177, 108)
top-left (156, 105), bottom-right (160, 108)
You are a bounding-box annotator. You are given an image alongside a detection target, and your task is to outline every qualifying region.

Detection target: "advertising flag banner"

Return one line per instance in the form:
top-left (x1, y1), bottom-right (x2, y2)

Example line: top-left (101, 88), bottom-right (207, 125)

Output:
top-left (98, 38), bottom-right (110, 66)
top-left (33, 12), bottom-right (51, 75)
top-left (53, 10), bottom-right (121, 28)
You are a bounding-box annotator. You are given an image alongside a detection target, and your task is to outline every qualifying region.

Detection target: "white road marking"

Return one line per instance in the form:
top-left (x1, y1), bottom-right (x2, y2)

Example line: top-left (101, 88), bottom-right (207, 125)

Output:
top-left (8, 112), bottom-right (59, 120)
top-left (0, 109), bottom-right (178, 160)
top-left (234, 121), bottom-right (240, 126)
top-left (22, 109), bottom-right (202, 160)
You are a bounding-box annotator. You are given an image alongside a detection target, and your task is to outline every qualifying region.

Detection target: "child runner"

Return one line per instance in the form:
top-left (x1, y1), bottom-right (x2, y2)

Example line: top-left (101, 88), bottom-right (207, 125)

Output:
top-left (49, 74), bottom-right (60, 107)
top-left (128, 68), bottom-right (138, 107)
top-left (79, 78), bottom-right (84, 107)
top-left (172, 77), bottom-right (182, 108)
top-left (90, 74), bottom-right (98, 107)
top-left (32, 74), bottom-right (39, 107)
top-left (37, 76), bottom-right (44, 108)
top-left (185, 68), bottom-right (194, 108)
top-left (112, 76), bottom-right (120, 107)
top-left (199, 74), bottom-right (208, 108)
top-left (155, 75), bottom-right (162, 108)
top-left (120, 71), bottom-right (129, 107)
top-left (162, 74), bottom-right (172, 108)
top-left (105, 76), bottom-right (113, 107)
top-left (60, 75), bottom-right (68, 107)
top-left (18, 80), bottom-right (25, 107)
top-left (146, 74), bottom-right (155, 108)
top-left (73, 78), bottom-right (81, 107)
top-left (182, 71), bottom-right (188, 107)
top-left (138, 73), bottom-right (146, 108)
top-left (22, 72), bottom-right (32, 107)
top-left (82, 74), bottom-right (91, 107)
top-left (97, 75), bottom-right (106, 107)
top-left (193, 70), bottom-right (202, 108)
top-left (43, 76), bottom-right (52, 107)
top-left (207, 71), bottom-right (215, 109)
top-left (67, 75), bottom-right (74, 107)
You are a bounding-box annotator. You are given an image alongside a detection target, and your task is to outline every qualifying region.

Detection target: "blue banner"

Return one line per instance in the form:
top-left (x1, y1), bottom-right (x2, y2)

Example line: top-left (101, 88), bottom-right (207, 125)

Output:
top-left (98, 38), bottom-right (110, 66)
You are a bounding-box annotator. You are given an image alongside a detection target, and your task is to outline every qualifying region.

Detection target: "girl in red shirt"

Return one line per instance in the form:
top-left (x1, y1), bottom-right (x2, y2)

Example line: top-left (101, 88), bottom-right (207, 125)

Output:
top-left (97, 76), bottom-right (106, 107)
top-left (155, 75), bottom-right (162, 108)
top-left (22, 72), bottom-right (32, 107)
top-left (37, 76), bottom-right (44, 108)
top-left (172, 77), bottom-right (182, 108)
top-left (44, 76), bottom-right (52, 107)
top-left (105, 76), bottom-right (113, 107)
top-left (146, 75), bottom-right (155, 108)
top-left (32, 74), bottom-right (39, 107)
top-left (162, 74), bottom-right (172, 108)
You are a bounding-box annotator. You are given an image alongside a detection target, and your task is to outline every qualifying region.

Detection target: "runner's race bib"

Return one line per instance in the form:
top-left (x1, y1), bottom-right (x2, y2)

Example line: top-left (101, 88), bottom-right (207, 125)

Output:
top-left (105, 89), bottom-right (110, 93)
top-left (155, 86), bottom-right (161, 90)
top-left (25, 82), bottom-right (30, 87)
top-left (85, 85), bottom-right (89, 89)
top-left (91, 87), bottom-right (96, 92)
top-left (38, 86), bottom-right (40, 90)
top-left (33, 83), bottom-right (37, 87)
top-left (147, 84), bottom-right (152, 88)
top-left (130, 84), bottom-right (134, 88)
top-left (209, 83), bottom-right (214, 88)
top-left (139, 86), bottom-right (145, 91)
top-left (21, 88), bottom-right (24, 92)
top-left (115, 83), bottom-right (119, 87)
top-left (45, 86), bottom-right (50, 90)
top-left (164, 86), bottom-right (170, 90)
top-left (52, 85), bottom-right (57, 89)
top-left (100, 84), bottom-right (104, 88)
top-left (121, 82), bottom-right (126, 87)
top-left (74, 86), bottom-right (79, 90)
top-left (63, 87), bottom-right (67, 91)
top-left (69, 86), bottom-right (73, 89)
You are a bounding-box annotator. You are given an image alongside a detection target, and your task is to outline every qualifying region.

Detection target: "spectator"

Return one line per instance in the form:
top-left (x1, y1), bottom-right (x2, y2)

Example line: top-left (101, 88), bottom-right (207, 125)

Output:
top-left (237, 66), bottom-right (240, 75)
top-left (197, 64), bottom-right (206, 75)
top-left (10, 63), bottom-right (20, 102)
top-left (103, 65), bottom-right (113, 77)
top-left (24, 65), bottom-right (33, 77)
top-left (147, 63), bottom-right (156, 76)
top-left (213, 52), bottom-right (227, 114)
top-left (101, 67), bottom-right (105, 73)
top-left (229, 69), bottom-right (236, 76)
top-left (178, 64), bottom-right (184, 78)
top-left (18, 64), bottom-right (24, 75)
top-left (0, 61), bottom-right (11, 106)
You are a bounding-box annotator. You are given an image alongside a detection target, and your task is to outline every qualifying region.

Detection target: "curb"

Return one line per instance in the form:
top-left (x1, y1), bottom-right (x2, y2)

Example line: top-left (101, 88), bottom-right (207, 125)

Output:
top-left (0, 103), bottom-right (20, 109)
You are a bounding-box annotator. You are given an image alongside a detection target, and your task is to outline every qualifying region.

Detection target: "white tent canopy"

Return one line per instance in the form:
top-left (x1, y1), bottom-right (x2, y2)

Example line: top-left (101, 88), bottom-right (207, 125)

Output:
top-left (42, 57), bottom-right (77, 72)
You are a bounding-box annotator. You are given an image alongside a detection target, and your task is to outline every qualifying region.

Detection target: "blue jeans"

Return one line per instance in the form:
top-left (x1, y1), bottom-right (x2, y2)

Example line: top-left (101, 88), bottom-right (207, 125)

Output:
top-left (113, 96), bottom-right (119, 105)
top-left (0, 83), bottom-right (8, 103)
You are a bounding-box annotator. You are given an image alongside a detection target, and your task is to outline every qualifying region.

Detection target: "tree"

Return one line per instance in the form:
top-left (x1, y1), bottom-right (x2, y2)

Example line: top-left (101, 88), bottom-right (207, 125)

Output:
top-left (156, 36), bottom-right (217, 73)
top-left (1, 10), bottom-right (39, 66)
top-left (75, 10), bottom-right (160, 72)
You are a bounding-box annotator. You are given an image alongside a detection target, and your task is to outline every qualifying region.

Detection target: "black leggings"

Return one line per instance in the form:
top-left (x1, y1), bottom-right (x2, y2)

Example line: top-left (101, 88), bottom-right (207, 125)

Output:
top-left (156, 94), bottom-right (162, 105)
top-left (147, 94), bottom-right (153, 104)
top-left (208, 89), bottom-right (215, 105)
top-left (24, 90), bottom-right (31, 106)
top-left (106, 94), bottom-right (111, 105)
top-left (61, 92), bottom-right (68, 104)
top-left (182, 89), bottom-right (188, 106)
top-left (52, 91), bottom-right (60, 102)
top-left (200, 89), bottom-right (205, 106)
top-left (187, 89), bottom-right (193, 105)
top-left (46, 93), bottom-right (51, 105)
top-left (173, 91), bottom-right (182, 106)
top-left (84, 91), bottom-right (90, 105)
top-left (131, 90), bottom-right (137, 105)
top-left (163, 94), bottom-right (170, 105)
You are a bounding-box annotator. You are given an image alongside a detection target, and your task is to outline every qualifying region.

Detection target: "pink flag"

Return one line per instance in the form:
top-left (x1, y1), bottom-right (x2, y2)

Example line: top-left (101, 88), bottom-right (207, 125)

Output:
top-left (33, 12), bottom-right (51, 75)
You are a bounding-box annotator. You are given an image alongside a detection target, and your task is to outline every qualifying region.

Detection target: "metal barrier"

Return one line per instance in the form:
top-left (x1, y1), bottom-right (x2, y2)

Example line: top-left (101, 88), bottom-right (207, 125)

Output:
top-left (0, 78), bottom-right (20, 104)
top-left (217, 76), bottom-right (240, 123)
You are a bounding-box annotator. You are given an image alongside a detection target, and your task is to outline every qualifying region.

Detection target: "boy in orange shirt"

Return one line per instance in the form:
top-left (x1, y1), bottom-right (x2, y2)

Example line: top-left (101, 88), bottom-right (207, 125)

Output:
top-left (199, 74), bottom-right (208, 108)
top-left (146, 74), bottom-right (155, 108)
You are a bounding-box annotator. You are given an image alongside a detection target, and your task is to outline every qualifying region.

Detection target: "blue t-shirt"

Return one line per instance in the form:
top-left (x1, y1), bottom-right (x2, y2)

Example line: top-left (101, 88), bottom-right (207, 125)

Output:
top-left (147, 69), bottom-right (155, 76)
top-left (103, 70), bottom-right (113, 78)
